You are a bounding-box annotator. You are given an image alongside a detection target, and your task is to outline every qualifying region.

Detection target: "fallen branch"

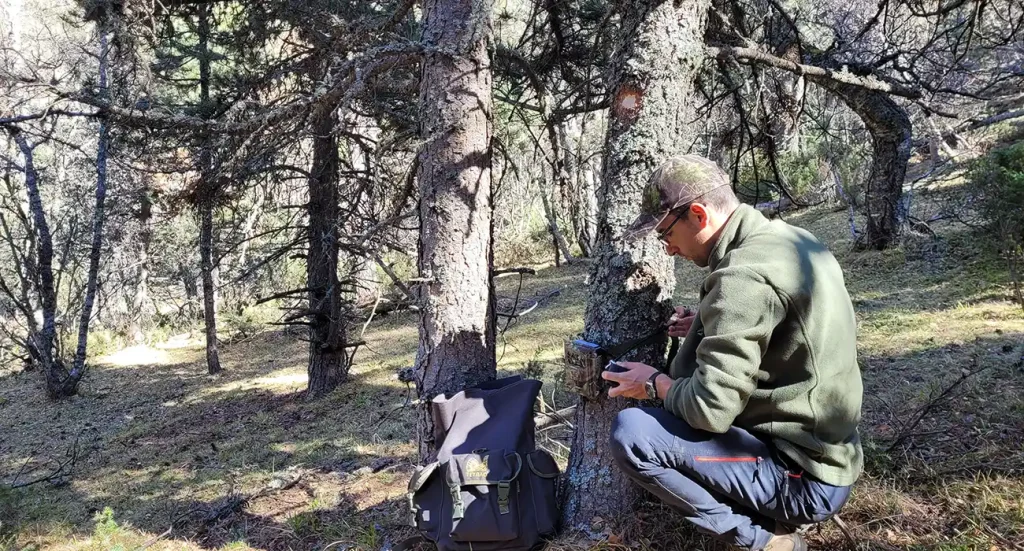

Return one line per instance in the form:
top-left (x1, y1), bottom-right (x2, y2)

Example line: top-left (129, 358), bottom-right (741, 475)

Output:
top-left (132, 526), bottom-right (173, 551)
top-left (886, 365), bottom-right (991, 453)
top-left (494, 267), bottom-right (537, 278)
top-left (8, 435), bottom-right (79, 489)
top-left (174, 471), bottom-right (304, 529)
top-left (535, 405), bottom-right (576, 431)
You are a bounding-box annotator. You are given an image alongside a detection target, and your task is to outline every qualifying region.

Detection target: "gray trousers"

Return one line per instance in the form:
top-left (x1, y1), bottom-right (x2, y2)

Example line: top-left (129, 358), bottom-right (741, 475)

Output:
top-left (610, 407), bottom-right (851, 550)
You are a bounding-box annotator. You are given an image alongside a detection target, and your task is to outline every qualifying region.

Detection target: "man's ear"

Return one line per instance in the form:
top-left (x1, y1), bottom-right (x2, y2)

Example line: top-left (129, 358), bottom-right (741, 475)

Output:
top-left (690, 203), bottom-right (709, 227)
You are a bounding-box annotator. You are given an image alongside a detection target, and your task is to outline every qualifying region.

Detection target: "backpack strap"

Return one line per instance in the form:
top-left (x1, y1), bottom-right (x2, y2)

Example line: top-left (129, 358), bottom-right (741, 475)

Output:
top-left (406, 462), bottom-right (439, 527)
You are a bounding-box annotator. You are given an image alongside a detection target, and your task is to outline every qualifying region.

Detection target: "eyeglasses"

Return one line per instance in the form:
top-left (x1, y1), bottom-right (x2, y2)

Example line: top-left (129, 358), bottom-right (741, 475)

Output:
top-left (655, 208), bottom-right (686, 245)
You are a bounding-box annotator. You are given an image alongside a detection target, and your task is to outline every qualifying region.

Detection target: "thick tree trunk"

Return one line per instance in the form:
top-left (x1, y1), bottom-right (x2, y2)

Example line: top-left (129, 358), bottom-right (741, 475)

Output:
top-left (197, 2), bottom-right (221, 374)
top-left (819, 84), bottom-right (912, 250)
top-left (414, 0), bottom-right (496, 461)
top-left (306, 104), bottom-right (349, 398)
top-left (10, 132), bottom-right (70, 398)
top-left (70, 26), bottom-right (111, 380)
top-left (561, 0), bottom-right (707, 533)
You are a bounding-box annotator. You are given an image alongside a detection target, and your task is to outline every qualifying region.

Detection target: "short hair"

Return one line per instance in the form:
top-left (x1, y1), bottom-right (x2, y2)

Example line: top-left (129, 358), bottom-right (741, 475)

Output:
top-left (675, 182), bottom-right (739, 217)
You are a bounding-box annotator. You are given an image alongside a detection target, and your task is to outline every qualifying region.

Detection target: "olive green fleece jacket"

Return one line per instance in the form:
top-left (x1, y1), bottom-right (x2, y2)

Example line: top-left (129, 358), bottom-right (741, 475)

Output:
top-left (664, 204), bottom-right (863, 487)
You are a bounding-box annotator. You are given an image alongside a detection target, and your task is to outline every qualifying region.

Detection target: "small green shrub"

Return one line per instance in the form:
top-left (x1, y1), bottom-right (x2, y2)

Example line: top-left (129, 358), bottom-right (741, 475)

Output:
top-left (91, 507), bottom-right (120, 539)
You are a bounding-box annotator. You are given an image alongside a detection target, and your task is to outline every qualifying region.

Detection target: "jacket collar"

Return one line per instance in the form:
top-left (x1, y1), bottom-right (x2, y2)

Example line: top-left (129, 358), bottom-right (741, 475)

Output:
top-left (707, 204), bottom-right (765, 271)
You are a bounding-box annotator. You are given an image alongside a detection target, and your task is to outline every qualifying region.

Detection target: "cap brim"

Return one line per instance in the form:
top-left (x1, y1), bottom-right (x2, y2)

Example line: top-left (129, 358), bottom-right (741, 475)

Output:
top-left (623, 212), bottom-right (660, 242)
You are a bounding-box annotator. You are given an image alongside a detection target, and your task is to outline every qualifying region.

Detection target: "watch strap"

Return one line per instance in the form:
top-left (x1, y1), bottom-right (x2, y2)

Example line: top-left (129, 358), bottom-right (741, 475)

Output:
top-left (645, 372), bottom-right (661, 400)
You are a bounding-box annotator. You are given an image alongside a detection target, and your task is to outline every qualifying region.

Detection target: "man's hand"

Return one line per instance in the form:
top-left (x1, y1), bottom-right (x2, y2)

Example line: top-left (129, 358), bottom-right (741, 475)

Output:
top-left (668, 306), bottom-right (697, 338)
top-left (601, 361), bottom-right (661, 399)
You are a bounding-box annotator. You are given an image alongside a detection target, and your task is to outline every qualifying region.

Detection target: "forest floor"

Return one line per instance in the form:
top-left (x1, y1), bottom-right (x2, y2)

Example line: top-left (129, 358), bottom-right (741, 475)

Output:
top-left (2, 167), bottom-right (1024, 551)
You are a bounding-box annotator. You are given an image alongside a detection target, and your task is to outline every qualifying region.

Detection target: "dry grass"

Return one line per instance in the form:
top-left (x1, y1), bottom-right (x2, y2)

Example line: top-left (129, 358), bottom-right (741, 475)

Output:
top-left (2, 173), bottom-right (1023, 550)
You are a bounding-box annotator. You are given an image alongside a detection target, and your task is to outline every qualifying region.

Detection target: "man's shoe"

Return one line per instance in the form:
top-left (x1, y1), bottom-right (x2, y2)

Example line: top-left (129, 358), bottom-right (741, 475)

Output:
top-left (763, 532), bottom-right (809, 551)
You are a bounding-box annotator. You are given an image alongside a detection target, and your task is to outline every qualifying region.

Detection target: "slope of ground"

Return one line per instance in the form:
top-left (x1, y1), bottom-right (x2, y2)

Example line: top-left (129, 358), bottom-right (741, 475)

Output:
top-left (2, 177), bottom-right (1023, 550)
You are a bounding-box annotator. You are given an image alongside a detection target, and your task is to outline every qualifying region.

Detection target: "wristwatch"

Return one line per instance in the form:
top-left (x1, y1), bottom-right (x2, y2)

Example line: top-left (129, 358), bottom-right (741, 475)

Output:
top-left (644, 373), bottom-right (662, 400)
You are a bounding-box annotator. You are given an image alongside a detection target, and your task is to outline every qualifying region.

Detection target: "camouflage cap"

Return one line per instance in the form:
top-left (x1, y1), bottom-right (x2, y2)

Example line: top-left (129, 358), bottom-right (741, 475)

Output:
top-left (625, 155), bottom-right (731, 240)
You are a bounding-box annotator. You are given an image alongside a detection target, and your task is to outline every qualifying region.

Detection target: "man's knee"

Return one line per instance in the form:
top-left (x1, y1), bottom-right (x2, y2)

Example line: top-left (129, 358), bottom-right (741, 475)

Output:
top-left (609, 407), bottom-right (658, 471)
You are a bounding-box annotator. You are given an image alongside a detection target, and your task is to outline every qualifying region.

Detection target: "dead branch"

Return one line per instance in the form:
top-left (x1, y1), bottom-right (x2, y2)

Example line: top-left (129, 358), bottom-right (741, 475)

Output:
top-left (535, 405), bottom-right (577, 431)
top-left (132, 526), bottom-right (173, 551)
top-left (372, 252), bottom-right (417, 303)
top-left (709, 45), bottom-right (923, 100)
top-left (494, 267), bottom-right (537, 278)
top-left (8, 435), bottom-right (79, 489)
top-left (886, 365), bottom-right (991, 453)
top-left (174, 471), bottom-right (304, 530)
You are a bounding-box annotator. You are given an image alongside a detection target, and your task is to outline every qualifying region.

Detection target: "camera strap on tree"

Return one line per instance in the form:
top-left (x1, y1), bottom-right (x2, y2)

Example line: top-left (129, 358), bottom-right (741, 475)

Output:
top-left (609, 328), bottom-right (680, 366)
top-left (564, 326), bottom-right (680, 401)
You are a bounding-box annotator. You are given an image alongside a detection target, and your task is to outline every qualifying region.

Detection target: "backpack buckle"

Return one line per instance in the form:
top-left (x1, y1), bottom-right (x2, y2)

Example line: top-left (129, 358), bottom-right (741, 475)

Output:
top-left (407, 493), bottom-right (417, 526)
top-left (449, 481), bottom-right (464, 520)
top-left (497, 481), bottom-right (511, 514)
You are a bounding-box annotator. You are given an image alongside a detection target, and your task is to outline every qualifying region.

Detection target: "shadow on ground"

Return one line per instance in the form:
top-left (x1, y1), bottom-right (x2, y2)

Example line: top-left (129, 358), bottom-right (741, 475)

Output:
top-left (2, 205), bottom-right (1023, 550)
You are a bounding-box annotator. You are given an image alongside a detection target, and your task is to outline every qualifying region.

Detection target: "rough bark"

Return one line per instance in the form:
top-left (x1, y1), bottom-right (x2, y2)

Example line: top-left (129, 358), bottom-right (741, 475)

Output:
top-left (414, 0), bottom-right (496, 461)
top-left (197, 2), bottom-right (221, 374)
top-left (306, 104), bottom-right (349, 398)
top-left (199, 202), bottom-right (220, 374)
top-left (10, 132), bottom-right (69, 398)
top-left (822, 83), bottom-right (912, 249)
top-left (561, 0), bottom-right (707, 533)
top-left (70, 25), bottom-right (111, 380)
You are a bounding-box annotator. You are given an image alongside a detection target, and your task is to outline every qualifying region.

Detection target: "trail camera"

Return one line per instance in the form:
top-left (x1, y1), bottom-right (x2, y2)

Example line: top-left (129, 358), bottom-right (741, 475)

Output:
top-left (563, 338), bottom-right (625, 401)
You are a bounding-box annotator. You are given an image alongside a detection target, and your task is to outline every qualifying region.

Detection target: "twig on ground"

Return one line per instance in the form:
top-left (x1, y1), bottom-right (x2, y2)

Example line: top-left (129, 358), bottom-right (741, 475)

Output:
top-left (8, 435), bottom-right (79, 489)
top-left (886, 365), bottom-right (991, 453)
top-left (830, 514), bottom-right (859, 550)
top-left (173, 471), bottom-right (305, 530)
top-left (132, 526), bottom-right (173, 551)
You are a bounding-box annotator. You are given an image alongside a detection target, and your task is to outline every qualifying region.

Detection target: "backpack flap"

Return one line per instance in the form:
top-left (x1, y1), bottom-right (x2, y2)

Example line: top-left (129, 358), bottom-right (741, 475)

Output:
top-left (445, 450), bottom-right (523, 543)
top-left (408, 461), bottom-right (443, 537)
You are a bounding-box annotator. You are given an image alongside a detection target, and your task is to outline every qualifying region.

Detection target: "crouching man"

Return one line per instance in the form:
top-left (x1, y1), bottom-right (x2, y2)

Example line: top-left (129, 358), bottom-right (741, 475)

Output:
top-left (602, 155), bottom-right (863, 551)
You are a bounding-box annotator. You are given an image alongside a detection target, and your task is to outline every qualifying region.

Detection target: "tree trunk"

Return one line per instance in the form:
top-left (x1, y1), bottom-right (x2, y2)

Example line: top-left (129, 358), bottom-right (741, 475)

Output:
top-left (196, 2), bottom-right (221, 374)
top-left (130, 178), bottom-right (152, 342)
top-left (306, 104), bottom-right (349, 398)
top-left (579, 165), bottom-right (598, 257)
top-left (561, 0), bottom-right (707, 533)
top-left (819, 84), bottom-right (912, 250)
top-left (10, 132), bottom-right (69, 398)
top-left (199, 202), bottom-right (221, 373)
top-left (414, 0), bottom-right (496, 461)
top-left (541, 184), bottom-right (575, 265)
top-left (70, 24), bottom-right (111, 381)
top-left (180, 262), bottom-right (200, 319)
